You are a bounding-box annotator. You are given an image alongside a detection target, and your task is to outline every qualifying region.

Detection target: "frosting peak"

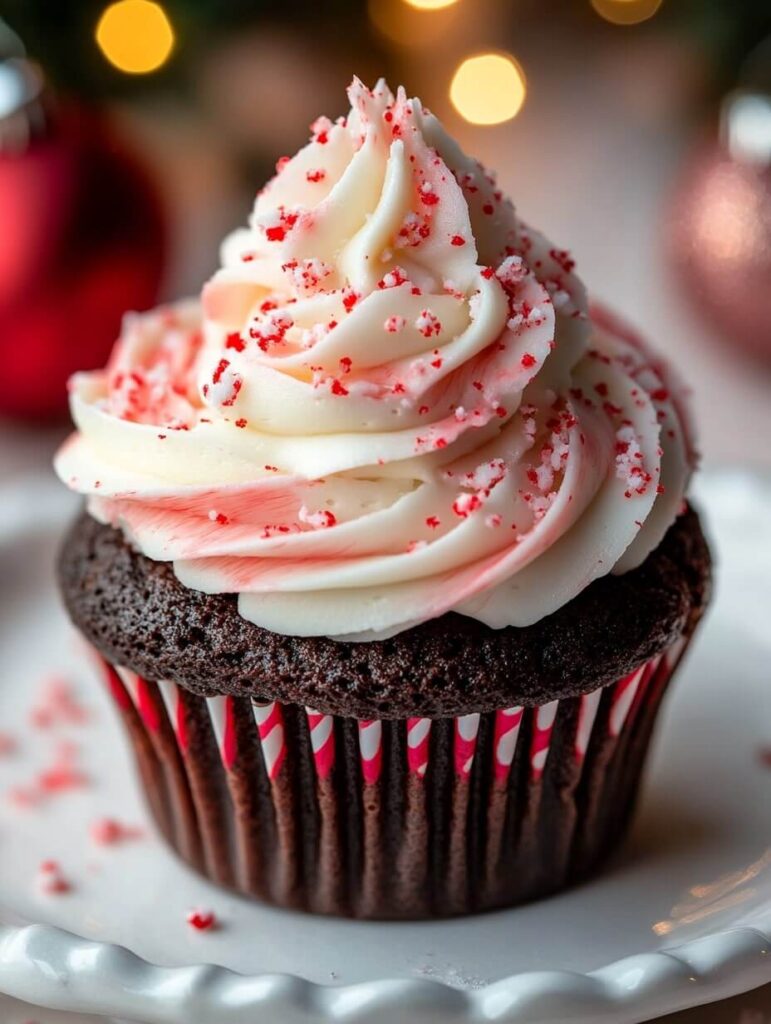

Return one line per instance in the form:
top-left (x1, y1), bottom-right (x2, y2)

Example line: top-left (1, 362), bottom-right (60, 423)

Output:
top-left (56, 79), bottom-right (694, 641)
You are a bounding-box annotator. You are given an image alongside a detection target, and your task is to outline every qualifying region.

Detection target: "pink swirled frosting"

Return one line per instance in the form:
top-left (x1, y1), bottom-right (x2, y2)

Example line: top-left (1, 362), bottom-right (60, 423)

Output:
top-left (55, 79), bottom-right (695, 642)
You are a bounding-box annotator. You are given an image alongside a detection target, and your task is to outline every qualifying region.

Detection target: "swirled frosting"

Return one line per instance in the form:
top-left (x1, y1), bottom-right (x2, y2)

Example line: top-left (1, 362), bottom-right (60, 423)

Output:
top-left (56, 79), bottom-right (695, 641)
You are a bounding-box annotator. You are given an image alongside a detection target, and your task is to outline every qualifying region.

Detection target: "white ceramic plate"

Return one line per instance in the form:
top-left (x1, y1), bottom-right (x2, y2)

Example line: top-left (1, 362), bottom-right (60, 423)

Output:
top-left (0, 470), bottom-right (769, 1024)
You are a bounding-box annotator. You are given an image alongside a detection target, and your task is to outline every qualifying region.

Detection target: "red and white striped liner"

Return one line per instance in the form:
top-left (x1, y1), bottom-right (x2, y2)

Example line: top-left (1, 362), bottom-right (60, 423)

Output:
top-left (530, 700), bottom-right (559, 780)
top-left (109, 653), bottom-right (670, 786)
top-left (406, 717), bottom-right (432, 777)
top-left (305, 709), bottom-right (335, 779)
top-left (492, 706), bottom-right (524, 783)
top-left (358, 720), bottom-right (383, 785)
top-left (454, 713), bottom-right (481, 780)
top-left (252, 702), bottom-right (286, 780)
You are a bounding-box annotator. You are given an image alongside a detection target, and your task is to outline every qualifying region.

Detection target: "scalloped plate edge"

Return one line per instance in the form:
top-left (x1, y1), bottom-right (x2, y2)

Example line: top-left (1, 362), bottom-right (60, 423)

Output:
top-left (0, 917), bottom-right (769, 1023)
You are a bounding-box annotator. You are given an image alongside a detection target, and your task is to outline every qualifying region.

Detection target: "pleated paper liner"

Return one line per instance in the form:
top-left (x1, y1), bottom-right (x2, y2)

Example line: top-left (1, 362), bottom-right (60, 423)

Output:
top-left (97, 635), bottom-right (690, 920)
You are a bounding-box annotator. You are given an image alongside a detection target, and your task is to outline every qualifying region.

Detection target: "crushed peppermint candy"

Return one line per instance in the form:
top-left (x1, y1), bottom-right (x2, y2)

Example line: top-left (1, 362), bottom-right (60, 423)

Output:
top-left (522, 491), bottom-right (555, 521)
top-left (396, 211), bottom-right (430, 248)
top-left (465, 458), bottom-right (507, 493)
top-left (452, 493), bottom-right (484, 518)
top-left (248, 310), bottom-right (294, 352)
top-left (282, 257), bottom-right (331, 295)
top-left (384, 315), bottom-right (407, 333)
top-left (378, 267), bottom-right (409, 289)
top-left (299, 506), bottom-right (337, 529)
top-left (207, 360), bottom-right (243, 408)
top-left (37, 860), bottom-right (71, 895)
top-left (225, 331), bottom-right (245, 352)
top-left (300, 322), bottom-right (330, 349)
top-left (30, 677), bottom-right (88, 729)
top-left (549, 248), bottom-right (576, 273)
top-left (187, 908), bottom-right (218, 931)
top-left (496, 255), bottom-right (527, 289)
top-left (415, 310), bottom-right (441, 338)
top-left (614, 424), bottom-right (652, 497)
top-left (342, 287), bottom-right (360, 312)
top-left (263, 205), bottom-right (300, 243)
top-left (90, 818), bottom-right (143, 846)
top-left (311, 115), bottom-right (333, 144)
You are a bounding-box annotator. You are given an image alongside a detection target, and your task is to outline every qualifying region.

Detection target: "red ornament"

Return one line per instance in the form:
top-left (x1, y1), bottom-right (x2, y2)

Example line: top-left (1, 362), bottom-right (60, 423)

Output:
top-left (0, 93), bottom-right (165, 420)
top-left (668, 96), bottom-right (771, 365)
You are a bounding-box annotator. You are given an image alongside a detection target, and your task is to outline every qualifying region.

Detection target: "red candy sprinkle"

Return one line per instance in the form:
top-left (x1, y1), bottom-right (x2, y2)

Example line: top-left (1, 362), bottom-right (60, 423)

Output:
top-left (342, 288), bottom-right (359, 312)
top-left (37, 860), bottom-right (71, 895)
top-left (30, 678), bottom-right (88, 729)
top-left (90, 818), bottom-right (143, 846)
top-left (450, 235), bottom-right (466, 247)
top-left (225, 332), bottom-right (245, 352)
top-left (549, 248), bottom-right (576, 273)
top-left (187, 909), bottom-right (217, 932)
top-left (452, 494), bottom-right (483, 518)
top-left (521, 353), bottom-right (536, 369)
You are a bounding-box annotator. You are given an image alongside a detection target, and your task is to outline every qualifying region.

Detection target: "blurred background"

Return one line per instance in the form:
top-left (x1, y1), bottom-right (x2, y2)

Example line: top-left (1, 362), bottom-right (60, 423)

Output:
top-left (0, 0), bottom-right (770, 472)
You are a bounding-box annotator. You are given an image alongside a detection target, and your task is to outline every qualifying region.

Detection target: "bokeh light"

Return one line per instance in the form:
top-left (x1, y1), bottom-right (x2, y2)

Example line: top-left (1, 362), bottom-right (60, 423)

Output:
top-left (450, 53), bottom-right (527, 126)
top-left (591, 0), bottom-right (664, 27)
top-left (402, 0), bottom-right (460, 9)
top-left (369, 0), bottom-right (460, 48)
top-left (96, 0), bottom-right (175, 74)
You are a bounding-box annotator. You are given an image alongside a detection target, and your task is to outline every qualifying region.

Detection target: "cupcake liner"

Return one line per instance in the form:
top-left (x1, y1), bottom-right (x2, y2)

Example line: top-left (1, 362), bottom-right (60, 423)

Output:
top-left (96, 636), bottom-right (690, 919)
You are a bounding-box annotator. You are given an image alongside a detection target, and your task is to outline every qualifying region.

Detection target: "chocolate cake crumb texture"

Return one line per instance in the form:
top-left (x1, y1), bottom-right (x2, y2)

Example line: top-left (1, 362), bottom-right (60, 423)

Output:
top-left (58, 508), bottom-right (711, 718)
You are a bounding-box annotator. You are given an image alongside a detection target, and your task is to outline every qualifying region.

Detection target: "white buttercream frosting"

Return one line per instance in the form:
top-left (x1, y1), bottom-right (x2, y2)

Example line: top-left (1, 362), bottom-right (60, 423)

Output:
top-left (55, 79), bottom-right (695, 641)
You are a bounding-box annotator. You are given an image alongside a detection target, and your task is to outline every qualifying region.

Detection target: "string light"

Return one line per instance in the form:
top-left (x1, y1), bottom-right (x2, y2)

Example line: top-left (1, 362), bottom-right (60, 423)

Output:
top-left (591, 0), bottom-right (664, 26)
top-left (402, 0), bottom-right (460, 9)
top-left (450, 53), bottom-right (527, 126)
top-left (96, 0), bottom-right (175, 74)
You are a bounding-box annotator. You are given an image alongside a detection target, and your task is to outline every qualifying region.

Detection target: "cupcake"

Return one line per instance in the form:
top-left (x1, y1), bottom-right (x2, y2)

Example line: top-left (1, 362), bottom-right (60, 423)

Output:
top-left (56, 79), bottom-right (711, 919)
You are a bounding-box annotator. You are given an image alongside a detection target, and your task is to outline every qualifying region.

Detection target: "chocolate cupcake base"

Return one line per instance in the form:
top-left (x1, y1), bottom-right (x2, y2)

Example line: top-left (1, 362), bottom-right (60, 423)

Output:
top-left (98, 636), bottom-right (689, 919)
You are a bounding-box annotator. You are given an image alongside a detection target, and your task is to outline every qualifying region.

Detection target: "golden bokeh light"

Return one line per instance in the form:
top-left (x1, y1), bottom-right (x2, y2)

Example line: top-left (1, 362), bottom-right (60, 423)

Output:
top-left (402, 0), bottom-right (460, 9)
top-left (450, 53), bottom-right (527, 126)
top-left (96, 0), bottom-right (175, 74)
top-left (591, 0), bottom-right (664, 26)
top-left (369, 0), bottom-right (459, 48)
